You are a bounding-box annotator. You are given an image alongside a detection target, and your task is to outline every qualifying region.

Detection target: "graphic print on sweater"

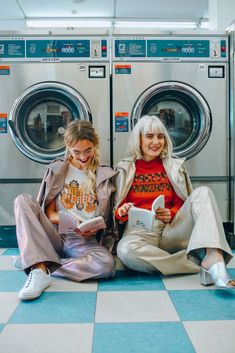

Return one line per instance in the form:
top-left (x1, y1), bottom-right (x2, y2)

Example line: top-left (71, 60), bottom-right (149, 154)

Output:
top-left (60, 179), bottom-right (97, 213)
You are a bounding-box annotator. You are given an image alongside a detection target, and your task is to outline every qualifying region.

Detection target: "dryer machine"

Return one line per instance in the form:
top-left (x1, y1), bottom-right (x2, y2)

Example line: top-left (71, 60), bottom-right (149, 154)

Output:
top-left (228, 22), bottom-right (235, 236)
top-left (112, 34), bottom-right (229, 222)
top-left (0, 36), bottom-right (110, 232)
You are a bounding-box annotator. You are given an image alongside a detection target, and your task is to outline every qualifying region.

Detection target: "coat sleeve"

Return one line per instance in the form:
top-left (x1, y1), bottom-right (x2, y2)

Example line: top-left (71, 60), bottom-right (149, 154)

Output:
top-left (96, 175), bottom-right (119, 254)
top-left (181, 165), bottom-right (193, 195)
top-left (113, 164), bottom-right (127, 212)
top-left (36, 168), bottom-right (50, 206)
top-left (96, 172), bottom-right (116, 226)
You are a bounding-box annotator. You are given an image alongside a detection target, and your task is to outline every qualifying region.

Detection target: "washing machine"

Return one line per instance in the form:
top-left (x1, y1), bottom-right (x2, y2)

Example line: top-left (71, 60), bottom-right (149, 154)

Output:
top-left (112, 34), bottom-right (229, 222)
top-left (0, 35), bottom-right (110, 236)
top-left (228, 23), bottom-right (235, 238)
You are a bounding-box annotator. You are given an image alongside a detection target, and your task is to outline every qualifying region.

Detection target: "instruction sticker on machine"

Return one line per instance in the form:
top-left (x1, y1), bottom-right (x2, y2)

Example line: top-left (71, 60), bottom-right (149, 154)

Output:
top-left (115, 112), bottom-right (129, 132)
top-left (115, 64), bottom-right (132, 74)
top-left (0, 114), bottom-right (7, 134)
top-left (0, 65), bottom-right (10, 75)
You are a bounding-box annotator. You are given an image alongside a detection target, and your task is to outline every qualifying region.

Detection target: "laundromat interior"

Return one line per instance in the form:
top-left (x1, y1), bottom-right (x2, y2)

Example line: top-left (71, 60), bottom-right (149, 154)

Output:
top-left (1, 1), bottom-right (235, 352)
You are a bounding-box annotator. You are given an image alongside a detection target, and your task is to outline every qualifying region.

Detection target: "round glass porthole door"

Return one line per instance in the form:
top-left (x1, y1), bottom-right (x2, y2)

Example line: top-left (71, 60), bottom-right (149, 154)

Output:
top-left (8, 82), bottom-right (91, 164)
top-left (131, 81), bottom-right (212, 159)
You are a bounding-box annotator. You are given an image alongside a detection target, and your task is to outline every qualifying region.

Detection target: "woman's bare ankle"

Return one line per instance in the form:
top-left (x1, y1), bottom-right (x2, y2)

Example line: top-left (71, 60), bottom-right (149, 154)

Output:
top-left (201, 248), bottom-right (224, 270)
top-left (32, 262), bottom-right (48, 274)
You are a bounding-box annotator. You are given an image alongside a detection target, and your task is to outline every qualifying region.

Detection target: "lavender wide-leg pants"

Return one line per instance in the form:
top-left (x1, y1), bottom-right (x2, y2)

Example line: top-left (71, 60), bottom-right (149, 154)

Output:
top-left (14, 194), bottom-right (116, 282)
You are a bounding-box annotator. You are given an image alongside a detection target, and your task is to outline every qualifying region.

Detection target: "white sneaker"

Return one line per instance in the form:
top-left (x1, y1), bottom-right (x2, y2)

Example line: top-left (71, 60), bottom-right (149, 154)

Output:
top-left (19, 268), bottom-right (51, 300)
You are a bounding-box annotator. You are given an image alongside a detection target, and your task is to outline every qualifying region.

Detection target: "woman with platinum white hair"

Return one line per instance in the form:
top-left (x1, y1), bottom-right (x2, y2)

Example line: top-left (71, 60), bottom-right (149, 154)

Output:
top-left (114, 115), bottom-right (235, 289)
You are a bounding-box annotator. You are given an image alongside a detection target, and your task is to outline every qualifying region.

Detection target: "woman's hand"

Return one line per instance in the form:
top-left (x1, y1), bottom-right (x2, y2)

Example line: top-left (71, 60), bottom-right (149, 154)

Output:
top-left (74, 228), bottom-right (96, 238)
top-left (155, 208), bottom-right (171, 224)
top-left (117, 202), bottom-right (134, 217)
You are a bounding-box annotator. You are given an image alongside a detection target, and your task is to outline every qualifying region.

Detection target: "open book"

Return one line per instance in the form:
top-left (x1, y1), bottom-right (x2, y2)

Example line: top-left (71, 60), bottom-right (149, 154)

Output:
top-left (128, 195), bottom-right (165, 232)
top-left (58, 212), bottom-right (106, 234)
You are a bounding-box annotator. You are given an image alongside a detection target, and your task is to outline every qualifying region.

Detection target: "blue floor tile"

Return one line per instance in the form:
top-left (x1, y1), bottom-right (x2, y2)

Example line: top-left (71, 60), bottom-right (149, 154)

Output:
top-left (170, 290), bottom-right (235, 321)
top-left (9, 292), bottom-right (97, 324)
top-left (93, 322), bottom-right (196, 353)
top-left (98, 270), bottom-right (165, 291)
top-left (0, 271), bottom-right (25, 291)
top-left (1, 248), bottom-right (20, 256)
top-left (0, 324), bottom-right (4, 332)
top-left (228, 268), bottom-right (235, 277)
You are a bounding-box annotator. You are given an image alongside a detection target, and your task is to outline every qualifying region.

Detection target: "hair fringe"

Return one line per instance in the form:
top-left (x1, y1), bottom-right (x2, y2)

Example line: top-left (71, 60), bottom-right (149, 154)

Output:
top-left (127, 115), bottom-right (173, 160)
top-left (64, 120), bottom-right (100, 193)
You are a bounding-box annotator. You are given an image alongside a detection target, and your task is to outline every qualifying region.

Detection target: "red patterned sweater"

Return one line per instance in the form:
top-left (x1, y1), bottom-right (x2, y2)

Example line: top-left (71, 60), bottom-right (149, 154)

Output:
top-left (116, 158), bottom-right (184, 222)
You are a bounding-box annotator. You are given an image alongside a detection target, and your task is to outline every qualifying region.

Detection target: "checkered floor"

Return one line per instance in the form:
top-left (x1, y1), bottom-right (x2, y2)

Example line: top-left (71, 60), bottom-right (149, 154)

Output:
top-left (0, 248), bottom-right (235, 353)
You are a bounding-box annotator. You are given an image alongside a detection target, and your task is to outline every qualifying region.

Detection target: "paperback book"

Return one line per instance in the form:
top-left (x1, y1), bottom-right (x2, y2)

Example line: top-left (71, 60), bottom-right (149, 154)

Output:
top-left (128, 195), bottom-right (165, 232)
top-left (58, 212), bottom-right (106, 234)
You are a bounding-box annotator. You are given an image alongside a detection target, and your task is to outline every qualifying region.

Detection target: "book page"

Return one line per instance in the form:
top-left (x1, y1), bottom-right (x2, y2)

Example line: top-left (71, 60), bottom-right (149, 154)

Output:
top-left (151, 195), bottom-right (165, 213)
top-left (77, 216), bottom-right (106, 233)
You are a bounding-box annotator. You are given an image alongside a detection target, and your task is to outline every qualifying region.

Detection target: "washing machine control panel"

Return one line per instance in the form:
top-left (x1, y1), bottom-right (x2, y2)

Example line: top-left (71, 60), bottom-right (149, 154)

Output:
top-left (113, 37), bottom-right (228, 61)
top-left (0, 37), bottom-right (109, 61)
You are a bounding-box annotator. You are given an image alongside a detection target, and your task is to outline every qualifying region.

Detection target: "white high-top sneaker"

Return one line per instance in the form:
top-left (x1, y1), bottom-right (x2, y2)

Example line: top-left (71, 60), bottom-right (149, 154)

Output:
top-left (19, 268), bottom-right (51, 300)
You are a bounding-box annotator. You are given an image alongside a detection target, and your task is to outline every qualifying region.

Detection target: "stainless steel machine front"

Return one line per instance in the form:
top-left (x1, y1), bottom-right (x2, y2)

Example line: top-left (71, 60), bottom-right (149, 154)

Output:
top-left (228, 22), bottom-right (235, 235)
top-left (112, 35), bottom-right (229, 221)
top-left (0, 36), bottom-right (110, 227)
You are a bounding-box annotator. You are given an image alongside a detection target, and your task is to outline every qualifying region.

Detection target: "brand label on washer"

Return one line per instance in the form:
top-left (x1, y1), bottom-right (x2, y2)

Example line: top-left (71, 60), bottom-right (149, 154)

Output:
top-left (41, 57), bottom-right (60, 62)
top-left (0, 113), bottom-right (7, 134)
top-left (115, 112), bottom-right (129, 132)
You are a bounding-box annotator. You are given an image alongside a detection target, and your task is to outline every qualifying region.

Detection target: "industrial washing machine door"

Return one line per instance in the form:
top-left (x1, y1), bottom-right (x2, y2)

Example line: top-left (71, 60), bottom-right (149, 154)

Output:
top-left (131, 81), bottom-right (212, 159)
top-left (8, 81), bottom-right (91, 164)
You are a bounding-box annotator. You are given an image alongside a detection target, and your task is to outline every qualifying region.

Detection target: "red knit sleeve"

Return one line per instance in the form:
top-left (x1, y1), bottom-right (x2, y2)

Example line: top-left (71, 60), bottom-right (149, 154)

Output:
top-left (169, 192), bottom-right (184, 220)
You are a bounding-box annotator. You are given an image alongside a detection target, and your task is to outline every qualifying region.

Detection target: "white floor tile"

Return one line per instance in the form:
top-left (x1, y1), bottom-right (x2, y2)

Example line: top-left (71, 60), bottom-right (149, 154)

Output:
top-left (162, 272), bottom-right (216, 290)
top-left (184, 321), bottom-right (235, 353)
top-left (0, 293), bottom-right (19, 323)
top-left (0, 324), bottom-right (93, 353)
top-left (48, 277), bottom-right (98, 292)
top-left (0, 257), bottom-right (17, 271)
top-left (95, 291), bottom-right (180, 323)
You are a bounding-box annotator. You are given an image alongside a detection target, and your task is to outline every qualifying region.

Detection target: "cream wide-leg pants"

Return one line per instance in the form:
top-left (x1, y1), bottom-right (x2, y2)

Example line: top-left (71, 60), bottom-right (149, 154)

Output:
top-left (13, 194), bottom-right (116, 282)
top-left (117, 186), bottom-right (233, 275)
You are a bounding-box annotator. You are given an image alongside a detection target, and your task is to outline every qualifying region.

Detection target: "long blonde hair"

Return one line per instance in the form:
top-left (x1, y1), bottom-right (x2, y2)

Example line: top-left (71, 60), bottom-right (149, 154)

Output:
top-left (64, 120), bottom-right (100, 192)
top-left (128, 115), bottom-right (173, 159)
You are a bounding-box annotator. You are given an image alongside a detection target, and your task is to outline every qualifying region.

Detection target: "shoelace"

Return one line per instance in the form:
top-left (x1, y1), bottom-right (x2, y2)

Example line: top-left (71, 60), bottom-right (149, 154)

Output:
top-left (24, 270), bottom-right (47, 288)
top-left (25, 271), bottom-right (34, 288)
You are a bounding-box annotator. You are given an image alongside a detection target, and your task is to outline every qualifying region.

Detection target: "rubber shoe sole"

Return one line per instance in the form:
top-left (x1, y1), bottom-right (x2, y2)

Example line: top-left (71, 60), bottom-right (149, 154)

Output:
top-left (18, 281), bottom-right (51, 300)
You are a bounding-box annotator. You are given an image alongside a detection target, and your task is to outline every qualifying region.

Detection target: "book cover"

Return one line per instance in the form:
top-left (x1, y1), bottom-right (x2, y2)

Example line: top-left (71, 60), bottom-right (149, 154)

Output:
top-left (128, 195), bottom-right (165, 232)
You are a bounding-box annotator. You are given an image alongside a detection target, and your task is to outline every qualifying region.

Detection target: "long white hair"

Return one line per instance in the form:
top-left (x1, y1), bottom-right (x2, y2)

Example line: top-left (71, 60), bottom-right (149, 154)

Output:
top-left (127, 115), bottom-right (173, 159)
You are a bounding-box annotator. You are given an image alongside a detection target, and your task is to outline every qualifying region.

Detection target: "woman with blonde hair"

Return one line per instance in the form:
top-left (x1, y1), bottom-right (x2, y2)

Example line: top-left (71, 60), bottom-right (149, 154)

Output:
top-left (14, 120), bottom-right (116, 300)
top-left (114, 115), bottom-right (235, 289)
